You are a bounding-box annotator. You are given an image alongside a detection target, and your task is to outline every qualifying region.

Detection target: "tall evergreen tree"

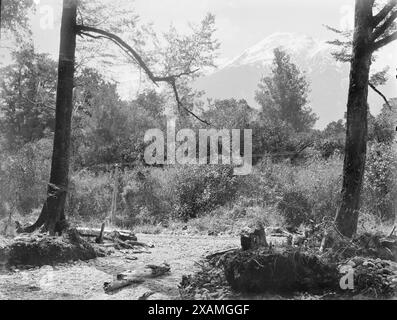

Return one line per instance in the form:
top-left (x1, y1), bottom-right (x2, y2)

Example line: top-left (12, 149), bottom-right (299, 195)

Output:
top-left (255, 48), bottom-right (317, 132)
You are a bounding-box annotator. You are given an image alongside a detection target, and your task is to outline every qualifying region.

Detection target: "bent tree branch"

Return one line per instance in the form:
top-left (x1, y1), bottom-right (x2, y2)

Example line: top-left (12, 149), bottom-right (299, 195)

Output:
top-left (368, 82), bottom-right (392, 110)
top-left (75, 25), bottom-right (211, 125)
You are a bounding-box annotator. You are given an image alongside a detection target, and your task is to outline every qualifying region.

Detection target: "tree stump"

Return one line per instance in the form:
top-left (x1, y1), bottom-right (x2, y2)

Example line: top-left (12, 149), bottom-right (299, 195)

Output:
top-left (240, 225), bottom-right (268, 251)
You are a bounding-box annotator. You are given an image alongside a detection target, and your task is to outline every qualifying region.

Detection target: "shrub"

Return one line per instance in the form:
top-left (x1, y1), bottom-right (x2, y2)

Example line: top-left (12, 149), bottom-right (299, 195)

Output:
top-left (120, 169), bottom-right (172, 225)
top-left (363, 142), bottom-right (397, 221)
top-left (277, 190), bottom-right (311, 228)
top-left (172, 165), bottom-right (240, 219)
top-left (316, 139), bottom-right (344, 159)
top-left (0, 139), bottom-right (51, 215)
top-left (293, 155), bottom-right (342, 223)
top-left (249, 155), bottom-right (342, 227)
top-left (67, 170), bottom-right (113, 220)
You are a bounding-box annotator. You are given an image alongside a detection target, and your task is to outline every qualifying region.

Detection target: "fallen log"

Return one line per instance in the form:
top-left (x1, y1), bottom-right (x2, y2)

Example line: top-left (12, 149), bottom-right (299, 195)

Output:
top-left (114, 239), bottom-right (152, 251)
top-left (125, 256), bottom-right (138, 261)
top-left (146, 263), bottom-right (171, 277)
top-left (125, 240), bottom-right (154, 248)
top-left (117, 263), bottom-right (170, 280)
top-left (100, 242), bottom-right (117, 248)
top-left (104, 263), bottom-right (171, 294)
top-left (138, 291), bottom-right (155, 300)
top-left (129, 250), bottom-right (151, 254)
top-left (103, 278), bottom-right (144, 293)
top-left (76, 227), bottom-right (137, 242)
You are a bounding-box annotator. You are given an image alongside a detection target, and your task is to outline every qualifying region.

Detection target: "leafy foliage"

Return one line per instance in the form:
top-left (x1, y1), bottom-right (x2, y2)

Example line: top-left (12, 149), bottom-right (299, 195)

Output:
top-left (1, 0), bottom-right (34, 37)
top-left (67, 170), bottom-right (113, 220)
top-left (255, 48), bottom-right (317, 133)
top-left (173, 165), bottom-right (240, 220)
top-left (0, 47), bottom-right (57, 149)
top-left (363, 142), bottom-right (397, 220)
top-left (201, 99), bottom-right (256, 129)
top-left (316, 119), bottom-right (346, 159)
top-left (0, 138), bottom-right (52, 215)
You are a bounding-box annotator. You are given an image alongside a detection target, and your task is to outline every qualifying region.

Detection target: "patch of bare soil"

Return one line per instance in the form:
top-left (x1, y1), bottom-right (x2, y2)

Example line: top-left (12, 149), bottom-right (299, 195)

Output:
top-left (0, 234), bottom-right (238, 300)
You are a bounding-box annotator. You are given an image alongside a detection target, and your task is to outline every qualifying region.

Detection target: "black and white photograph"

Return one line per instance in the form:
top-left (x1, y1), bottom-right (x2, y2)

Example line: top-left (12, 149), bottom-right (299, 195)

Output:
top-left (0, 0), bottom-right (396, 305)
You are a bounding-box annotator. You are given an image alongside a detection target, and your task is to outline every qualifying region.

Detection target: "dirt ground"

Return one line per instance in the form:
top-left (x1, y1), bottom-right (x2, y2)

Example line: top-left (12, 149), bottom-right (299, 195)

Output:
top-left (0, 233), bottom-right (239, 300)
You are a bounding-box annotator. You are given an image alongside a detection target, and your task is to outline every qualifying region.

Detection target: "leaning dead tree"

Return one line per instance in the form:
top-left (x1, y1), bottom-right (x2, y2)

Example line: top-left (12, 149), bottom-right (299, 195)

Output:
top-left (333, 0), bottom-right (397, 238)
top-left (22, 0), bottom-right (217, 234)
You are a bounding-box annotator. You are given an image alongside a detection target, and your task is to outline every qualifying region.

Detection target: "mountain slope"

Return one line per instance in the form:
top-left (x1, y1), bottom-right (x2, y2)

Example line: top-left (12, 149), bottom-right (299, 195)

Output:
top-left (194, 32), bottom-right (395, 128)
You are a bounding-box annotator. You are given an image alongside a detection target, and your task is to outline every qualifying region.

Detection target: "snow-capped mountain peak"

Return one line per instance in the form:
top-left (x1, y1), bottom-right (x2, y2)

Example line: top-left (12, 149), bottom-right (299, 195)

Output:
top-left (223, 32), bottom-right (335, 71)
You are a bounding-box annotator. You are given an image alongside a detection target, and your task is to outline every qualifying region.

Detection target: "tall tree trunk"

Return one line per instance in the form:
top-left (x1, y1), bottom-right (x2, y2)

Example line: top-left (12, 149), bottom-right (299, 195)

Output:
top-left (0, 0), bottom-right (2, 32)
top-left (24, 0), bottom-right (77, 235)
top-left (334, 0), bottom-right (374, 238)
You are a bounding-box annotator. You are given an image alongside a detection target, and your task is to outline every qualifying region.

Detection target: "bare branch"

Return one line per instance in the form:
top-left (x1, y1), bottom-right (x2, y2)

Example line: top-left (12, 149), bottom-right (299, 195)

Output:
top-left (372, 30), bottom-right (397, 50)
top-left (371, 10), bottom-right (397, 41)
top-left (369, 82), bottom-right (392, 110)
top-left (75, 25), bottom-right (210, 125)
top-left (169, 80), bottom-right (210, 125)
top-left (373, 0), bottom-right (397, 27)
